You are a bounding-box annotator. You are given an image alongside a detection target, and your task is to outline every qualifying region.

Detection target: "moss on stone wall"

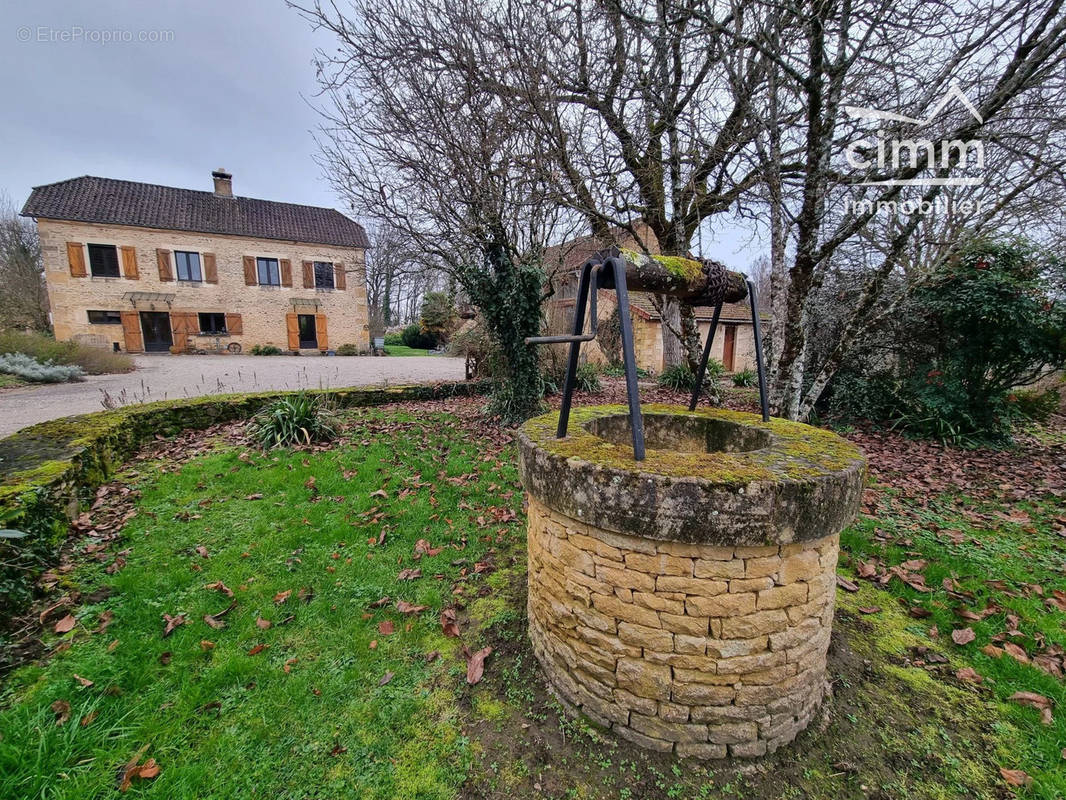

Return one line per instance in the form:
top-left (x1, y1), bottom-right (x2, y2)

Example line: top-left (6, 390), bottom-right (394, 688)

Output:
top-left (0, 381), bottom-right (486, 614)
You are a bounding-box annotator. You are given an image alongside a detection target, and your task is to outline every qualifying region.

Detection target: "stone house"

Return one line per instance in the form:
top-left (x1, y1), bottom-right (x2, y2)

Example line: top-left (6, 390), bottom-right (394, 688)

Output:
top-left (21, 170), bottom-right (370, 355)
top-left (544, 225), bottom-right (760, 374)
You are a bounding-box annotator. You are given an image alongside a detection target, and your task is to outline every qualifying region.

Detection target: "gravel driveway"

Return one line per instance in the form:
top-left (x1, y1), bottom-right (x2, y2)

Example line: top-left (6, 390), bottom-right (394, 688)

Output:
top-left (0, 354), bottom-right (467, 439)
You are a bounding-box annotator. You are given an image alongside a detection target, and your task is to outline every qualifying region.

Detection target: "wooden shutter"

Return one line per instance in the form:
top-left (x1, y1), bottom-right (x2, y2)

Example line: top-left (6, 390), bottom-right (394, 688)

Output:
top-left (315, 314), bottom-right (328, 350)
top-left (280, 259), bottom-right (293, 287)
top-left (120, 311), bottom-right (143, 353)
top-left (67, 242), bottom-right (86, 277)
top-left (170, 311), bottom-right (194, 353)
top-left (286, 313), bottom-right (301, 350)
top-left (243, 256), bottom-right (257, 286)
top-left (203, 253), bottom-right (218, 284)
top-left (120, 246), bottom-right (139, 279)
top-left (334, 262), bottom-right (346, 290)
top-left (156, 249), bottom-right (173, 281)
top-left (225, 313), bottom-right (243, 335)
top-left (302, 261), bottom-right (314, 288)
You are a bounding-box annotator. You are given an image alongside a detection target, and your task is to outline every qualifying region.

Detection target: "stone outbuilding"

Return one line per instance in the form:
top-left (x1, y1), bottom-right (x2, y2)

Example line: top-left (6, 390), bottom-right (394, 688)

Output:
top-left (21, 170), bottom-right (370, 355)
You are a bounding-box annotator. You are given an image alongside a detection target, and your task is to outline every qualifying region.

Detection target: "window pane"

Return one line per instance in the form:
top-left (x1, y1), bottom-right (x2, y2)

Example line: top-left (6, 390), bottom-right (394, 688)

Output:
top-left (256, 257), bottom-right (279, 286)
top-left (88, 310), bottom-right (122, 324)
top-left (176, 251), bottom-right (202, 282)
top-left (88, 244), bottom-right (120, 277)
top-left (314, 261), bottom-right (334, 289)
top-left (198, 312), bottom-right (227, 334)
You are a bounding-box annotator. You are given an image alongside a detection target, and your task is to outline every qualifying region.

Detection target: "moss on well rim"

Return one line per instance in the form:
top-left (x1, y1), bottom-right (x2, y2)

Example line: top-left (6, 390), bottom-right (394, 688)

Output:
top-left (521, 404), bottom-right (864, 486)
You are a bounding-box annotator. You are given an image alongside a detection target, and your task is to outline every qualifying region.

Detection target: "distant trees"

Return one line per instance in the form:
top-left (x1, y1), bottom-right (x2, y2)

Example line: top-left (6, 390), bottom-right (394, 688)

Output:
top-left (292, 0), bottom-right (1066, 429)
top-left (0, 195), bottom-right (48, 332)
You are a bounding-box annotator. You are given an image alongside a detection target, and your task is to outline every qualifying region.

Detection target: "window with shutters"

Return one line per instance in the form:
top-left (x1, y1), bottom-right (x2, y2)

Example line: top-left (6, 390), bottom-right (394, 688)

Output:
top-left (87, 310), bottom-right (122, 325)
top-left (87, 244), bottom-right (120, 278)
top-left (175, 251), bottom-right (202, 282)
top-left (198, 313), bottom-right (227, 334)
top-left (256, 257), bottom-right (281, 286)
top-left (313, 261), bottom-right (335, 289)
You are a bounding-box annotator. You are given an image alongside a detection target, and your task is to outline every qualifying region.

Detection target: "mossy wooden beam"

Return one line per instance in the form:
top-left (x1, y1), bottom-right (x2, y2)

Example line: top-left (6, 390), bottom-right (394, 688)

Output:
top-left (605, 249), bottom-right (749, 305)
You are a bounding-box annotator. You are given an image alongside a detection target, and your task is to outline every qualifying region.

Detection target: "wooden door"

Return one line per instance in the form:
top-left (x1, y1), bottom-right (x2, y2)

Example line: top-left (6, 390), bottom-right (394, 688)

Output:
top-left (722, 324), bottom-right (736, 372)
top-left (140, 312), bottom-right (173, 353)
top-left (120, 311), bottom-right (143, 353)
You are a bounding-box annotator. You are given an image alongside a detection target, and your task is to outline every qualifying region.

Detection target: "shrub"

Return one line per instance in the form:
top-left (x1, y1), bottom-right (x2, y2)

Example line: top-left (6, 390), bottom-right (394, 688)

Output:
top-left (448, 322), bottom-right (494, 379)
top-left (732, 368), bottom-right (757, 387)
top-left (335, 343), bottom-right (361, 356)
top-left (1009, 388), bottom-right (1060, 423)
top-left (419, 291), bottom-right (458, 344)
top-left (540, 359), bottom-right (601, 395)
top-left (0, 330), bottom-right (132, 375)
top-left (658, 361), bottom-right (724, 399)
top-left (0, 352), bottom-right (84, 383)
top-left (602, 363), bottom-right (651, 379)
top-left (401, 324), bottom-right (437, 350)
top-left (248, 393), bottom-right (338, 448)
top-left (383, 333), bottom-right (403, 346)
top-left (250, 344), bottom-right (283, 356)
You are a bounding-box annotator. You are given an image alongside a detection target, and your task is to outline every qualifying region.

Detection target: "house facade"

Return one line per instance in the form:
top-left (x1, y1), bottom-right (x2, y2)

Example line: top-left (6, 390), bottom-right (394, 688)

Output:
top-left (544, 224), bottom-right (760, 373)
top-left (22, 171), bottom-right (370, 355)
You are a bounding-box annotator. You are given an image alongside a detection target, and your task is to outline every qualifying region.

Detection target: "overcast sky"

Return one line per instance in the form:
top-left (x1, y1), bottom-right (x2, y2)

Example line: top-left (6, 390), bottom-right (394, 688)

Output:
top-left (1, 0), bottom-right (755, 264)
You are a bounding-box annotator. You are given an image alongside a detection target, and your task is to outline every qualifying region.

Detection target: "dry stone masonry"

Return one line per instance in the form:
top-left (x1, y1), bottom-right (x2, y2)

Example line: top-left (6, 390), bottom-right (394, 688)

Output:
top-left (518, 405), bottom-right (866, 759)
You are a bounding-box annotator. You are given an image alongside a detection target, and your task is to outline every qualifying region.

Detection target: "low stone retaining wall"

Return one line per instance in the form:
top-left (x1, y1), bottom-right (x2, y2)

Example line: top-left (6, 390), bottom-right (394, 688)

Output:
top-left (518, 405), bottom-right (865, 759)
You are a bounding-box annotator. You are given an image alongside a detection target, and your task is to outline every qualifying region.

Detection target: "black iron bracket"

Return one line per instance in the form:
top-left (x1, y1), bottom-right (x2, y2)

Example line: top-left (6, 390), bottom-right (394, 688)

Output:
top-left (688, 276), bottom-right (770, 422)
top-left (526, 254), bottom-right (646, 460)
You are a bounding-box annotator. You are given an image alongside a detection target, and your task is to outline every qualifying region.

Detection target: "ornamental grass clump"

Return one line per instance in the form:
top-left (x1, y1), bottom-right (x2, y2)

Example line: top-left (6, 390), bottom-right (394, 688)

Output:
top-left (249, 393), bottom-right (338, 448)
top-left (0, 352), bottom-right (84, 383)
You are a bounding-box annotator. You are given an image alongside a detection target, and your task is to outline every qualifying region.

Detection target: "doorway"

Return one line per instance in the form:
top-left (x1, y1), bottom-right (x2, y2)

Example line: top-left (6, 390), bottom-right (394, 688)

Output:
top-left (140, 312), bottom-right (173, 353)
top-left (722, 324), bottom-right (736, 372)
top-left (297, 314), bottom-right (318, 349)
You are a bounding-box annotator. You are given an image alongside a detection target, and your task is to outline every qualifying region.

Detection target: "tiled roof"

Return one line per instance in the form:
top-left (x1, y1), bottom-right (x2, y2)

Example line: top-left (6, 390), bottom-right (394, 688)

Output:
top-left (21, 176), bottom-right (369, 249)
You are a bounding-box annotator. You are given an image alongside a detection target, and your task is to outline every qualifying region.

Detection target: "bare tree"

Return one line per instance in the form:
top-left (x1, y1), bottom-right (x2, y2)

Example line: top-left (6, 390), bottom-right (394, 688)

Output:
top-left (291, 0), bottom-right (574, 419)
top-left (732, 0), bottom-right (1066, 418)
top-left (0, 194), bottom-right (48, 332)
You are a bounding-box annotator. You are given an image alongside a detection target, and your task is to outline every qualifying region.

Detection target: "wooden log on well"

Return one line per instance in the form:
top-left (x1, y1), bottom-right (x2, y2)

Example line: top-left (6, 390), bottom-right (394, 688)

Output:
top-left (595, 249), bottom-right (748, 306)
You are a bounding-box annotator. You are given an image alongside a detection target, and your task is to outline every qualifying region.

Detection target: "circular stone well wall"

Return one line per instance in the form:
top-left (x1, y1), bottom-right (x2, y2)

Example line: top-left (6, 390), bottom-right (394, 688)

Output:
top-left (517, 406), bottom-right (866, 759)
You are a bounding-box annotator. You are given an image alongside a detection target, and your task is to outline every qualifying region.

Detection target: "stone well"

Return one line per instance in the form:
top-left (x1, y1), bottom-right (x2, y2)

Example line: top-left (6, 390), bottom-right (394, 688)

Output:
top-left (517, 405), bottom-right (866, 759)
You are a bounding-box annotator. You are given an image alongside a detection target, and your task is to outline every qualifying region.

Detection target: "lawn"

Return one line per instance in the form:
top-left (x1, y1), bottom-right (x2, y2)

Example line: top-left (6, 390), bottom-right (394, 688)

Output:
top-left (1, 391), bottom-right (1063, 799)
top-left (383, 344), bottom-right (435, 357)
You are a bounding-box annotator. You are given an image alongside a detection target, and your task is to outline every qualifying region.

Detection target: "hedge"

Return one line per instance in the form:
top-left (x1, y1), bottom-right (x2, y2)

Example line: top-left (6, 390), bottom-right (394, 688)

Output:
top-left (0, 382), bottom-right (487, 615)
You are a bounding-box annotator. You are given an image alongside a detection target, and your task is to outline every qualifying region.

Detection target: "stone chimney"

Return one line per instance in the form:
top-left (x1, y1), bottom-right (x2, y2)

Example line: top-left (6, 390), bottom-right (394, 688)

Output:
top-left (211, 168), bottom-right (233, 197)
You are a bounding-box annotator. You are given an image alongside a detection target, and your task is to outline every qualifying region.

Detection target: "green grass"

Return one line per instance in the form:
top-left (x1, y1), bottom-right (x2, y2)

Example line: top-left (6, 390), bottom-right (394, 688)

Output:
top-left (2, 403), bottom-right (1063, 799)
top-left (840, 490), bottom-right (1066, 798)
top-left (0, 374), bottom-right (27, 390)
top-left (383, 345), bottom-right (433, 357)
top-left (0, 408), bottom-right (518, 799)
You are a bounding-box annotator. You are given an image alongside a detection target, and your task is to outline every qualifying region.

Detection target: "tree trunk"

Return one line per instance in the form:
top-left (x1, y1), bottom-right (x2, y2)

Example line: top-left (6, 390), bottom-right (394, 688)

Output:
top-left (661, 295), bottom-right (683, 368)
top-left (680, 304), bottom-right (702, 372)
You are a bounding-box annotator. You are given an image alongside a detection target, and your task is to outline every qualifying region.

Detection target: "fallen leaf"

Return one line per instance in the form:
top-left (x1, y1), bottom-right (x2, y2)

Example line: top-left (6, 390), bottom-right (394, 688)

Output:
top-left (54, 614), bottom-right (77, 634)
top-left (95, 610), bottom-right (115, 634)
top-left (378, 620), bottom-right (395, 635)
top-left (203, 581), bottom-right (234, 597)
top-left (1003, 642), bottom-right (1030, 664)
top-left (413, 539), bottom-right (443, 558)
top-left (1009, 691), bottom-right (1054, 724)
top-left (836, 576), bottom-right (859, 592)
top-left (440, 608), bottom-right (460, 638)
top-left (51, 699), bottom-right (71, 725)
top-left (955, 667), bottom-right (983, 684)
top-left (370, 489), bottom-right (388, 499)
top-left (951, 628), bottom-right (976, 646)
top-left (203, 614), bottom-right (226, 630)
top-left (200, 640), bottom-right (215, 651)
top-left (195, 546), bottom-right (209, 558)
top-left (378, 671), bottom-right (395, 686)
top-left (117, 744), bottom-right (152, 792)
top-left (162, 613), bottom-right (187, 637)
top-left (397, 568), bottom-right (422, 581)
top-left (80, 710), bottom-right (98, 727)
top-left (999, 768), bottom-right (1032, 787)
top-left (159, 651), bottom-right (172, 665)
top-left (274, 590), bottom-right (292, 605)
top-left (857, 606), bottom-right (881, 615)
top-left (396, 600), bottom-right (428, 614)
top-left (466, 646), bottom-right (493, 685)
top-left (73, 674), bottom-right (93, 688)
top-left (245, 493), bottom-right (263, 500)
top-left (256, 617), bottom-right (272, 630)
top-left (247, 644), bottom-right (268, 656)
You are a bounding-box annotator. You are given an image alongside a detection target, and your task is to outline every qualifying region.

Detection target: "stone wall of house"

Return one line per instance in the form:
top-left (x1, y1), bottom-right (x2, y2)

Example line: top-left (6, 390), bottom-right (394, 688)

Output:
top-left (526, 495), bottom-right (838, 758)
top-left (547, 292), bottom-right (757, 374)
top-left (37, 218), bottom-right (369, 354)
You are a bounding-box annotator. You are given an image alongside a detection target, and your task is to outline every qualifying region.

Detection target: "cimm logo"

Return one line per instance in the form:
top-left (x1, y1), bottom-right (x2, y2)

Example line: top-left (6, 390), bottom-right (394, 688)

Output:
top-left (842, 83), bottom-right (985, 186)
